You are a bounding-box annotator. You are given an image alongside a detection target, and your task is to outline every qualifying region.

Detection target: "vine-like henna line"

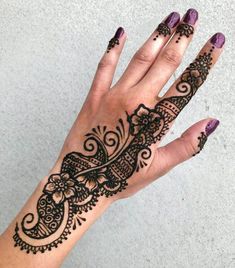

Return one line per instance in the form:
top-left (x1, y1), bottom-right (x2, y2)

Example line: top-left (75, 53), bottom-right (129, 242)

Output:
top-left (13, 49), bottom-right (214, 254)
top-left (153, 23), bottom-right (171, 41)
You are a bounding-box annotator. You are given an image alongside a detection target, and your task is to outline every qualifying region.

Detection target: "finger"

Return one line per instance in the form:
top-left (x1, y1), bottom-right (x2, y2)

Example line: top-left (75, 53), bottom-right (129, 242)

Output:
top-left (147, 118), bottom-right (220, 178)
top-left (156, 32), bottom-right (225, 125)
top-left (89, 27), bottom-right (126, 97)
top-left (138, 8), bottom-right (198, 94)
top-left (115, 12), bottom-right (180, 89)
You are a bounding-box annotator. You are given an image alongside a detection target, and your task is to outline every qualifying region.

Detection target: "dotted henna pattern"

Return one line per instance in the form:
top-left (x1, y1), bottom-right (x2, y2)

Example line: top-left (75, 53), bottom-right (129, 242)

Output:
top-left (153, 23), bottom-right (171, 41)
top-left (175, 23), bottom-right (194, 43)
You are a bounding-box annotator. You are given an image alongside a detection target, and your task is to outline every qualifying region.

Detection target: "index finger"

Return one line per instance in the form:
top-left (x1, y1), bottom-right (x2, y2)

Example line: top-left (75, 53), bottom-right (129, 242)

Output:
top-left (156, 32), bottom-right (225, 124)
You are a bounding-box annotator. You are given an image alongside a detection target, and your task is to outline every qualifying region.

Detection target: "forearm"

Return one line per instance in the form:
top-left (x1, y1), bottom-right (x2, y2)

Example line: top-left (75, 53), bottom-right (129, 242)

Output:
top-left (0, 168), bottom-right (112, 268)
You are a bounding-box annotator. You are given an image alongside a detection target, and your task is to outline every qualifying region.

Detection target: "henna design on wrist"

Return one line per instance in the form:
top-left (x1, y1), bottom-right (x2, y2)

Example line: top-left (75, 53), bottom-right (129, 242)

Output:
top-left (153, 23), bottom-right (171, 41)
top-left (175, 23), bottom-right (194, 43)
top-left (13, 49), bottom-right (213, 254)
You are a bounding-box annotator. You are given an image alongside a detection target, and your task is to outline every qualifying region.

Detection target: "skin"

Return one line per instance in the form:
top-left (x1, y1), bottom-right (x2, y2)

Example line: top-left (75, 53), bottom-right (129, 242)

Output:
top-left (0, 10), bottom-right (224, 268)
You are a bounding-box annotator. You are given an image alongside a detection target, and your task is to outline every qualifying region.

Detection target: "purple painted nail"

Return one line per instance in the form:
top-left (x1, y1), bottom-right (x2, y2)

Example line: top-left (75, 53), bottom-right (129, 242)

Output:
top-left (210, 33), bottom-right (225, 48)
top-left (183, 8), bottom-right (198, 25)
top-left (114, 27), bottom-right (125, 39)
top-left (205, 119), bottom-right (220, 136)
top-left (164, 12), bottom-right (180, 28)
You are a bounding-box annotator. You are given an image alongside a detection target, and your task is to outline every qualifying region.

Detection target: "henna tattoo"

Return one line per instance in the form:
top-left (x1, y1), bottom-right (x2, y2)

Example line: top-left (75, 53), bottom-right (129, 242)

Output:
top-left (13, 50), bottom-right (213, 254)
top-left (175, 23), bottom-right (194, 43)
top-left (153, 23), bottom-right (171, 40)
top-left (193, 132), bottom-right (208, 156)
top-left (153, 12), bottom-right (180, 41)
top-left (107, 37), bottom-right (119, 53)
top-left (107, 27), bottom-right (124, 53)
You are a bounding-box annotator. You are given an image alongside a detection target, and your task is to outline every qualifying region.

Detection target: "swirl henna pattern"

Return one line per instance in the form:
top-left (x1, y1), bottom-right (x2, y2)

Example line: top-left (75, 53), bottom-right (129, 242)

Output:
top-left (13, 50), bottom-right (213, 254)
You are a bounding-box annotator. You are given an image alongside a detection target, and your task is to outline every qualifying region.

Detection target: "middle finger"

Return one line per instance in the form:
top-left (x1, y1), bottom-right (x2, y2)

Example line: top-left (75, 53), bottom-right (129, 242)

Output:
top-left (138, 8), bottom-right (198, 95)
top-left (114, 11), bottom-right (180, 89)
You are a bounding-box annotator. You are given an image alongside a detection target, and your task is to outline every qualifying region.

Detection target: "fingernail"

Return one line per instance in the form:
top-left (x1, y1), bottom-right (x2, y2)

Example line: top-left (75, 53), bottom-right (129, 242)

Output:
top-left (183, 8), bottom-right (198, 25)
top-left (114, 27), bottom-right (125, 39)
top-left (107, 27), bottom-right (124, 53)
top-left (164, 12), bottom-right (180, 28)
top-left (205, 119), bottom-right (220, 136)
top-left (210, 32), bottom-right (225, 48)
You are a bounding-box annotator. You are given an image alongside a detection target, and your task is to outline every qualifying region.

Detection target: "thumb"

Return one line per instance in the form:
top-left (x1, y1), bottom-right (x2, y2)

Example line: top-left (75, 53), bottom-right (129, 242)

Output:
top-left (148, 118), bottom-right (220, 178)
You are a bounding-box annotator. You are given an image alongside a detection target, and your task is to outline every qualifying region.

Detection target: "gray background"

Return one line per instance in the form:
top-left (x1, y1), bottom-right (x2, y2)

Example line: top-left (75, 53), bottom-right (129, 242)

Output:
top-left (0, 0), bottom-right (234, 267)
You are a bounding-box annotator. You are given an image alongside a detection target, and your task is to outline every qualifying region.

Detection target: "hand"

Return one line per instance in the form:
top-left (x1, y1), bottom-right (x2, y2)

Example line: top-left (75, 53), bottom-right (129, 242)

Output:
top-left (56, 9), bottom-right (223, 198)
top-left (12, 9), bottom-right (224, 256)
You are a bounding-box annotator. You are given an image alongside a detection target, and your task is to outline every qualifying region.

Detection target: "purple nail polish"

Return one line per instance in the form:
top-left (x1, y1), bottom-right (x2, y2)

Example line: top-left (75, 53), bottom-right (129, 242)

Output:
top-left (183, 8), bottom-right (198, 25)
top-left (114, 27), bottom-right (124, 39)
top-left (205, 119), bottom-right (220, 136)
top-left (210, 33), bottom-right (225, 48)
top-left (164, 12), bottom-right (180, 28)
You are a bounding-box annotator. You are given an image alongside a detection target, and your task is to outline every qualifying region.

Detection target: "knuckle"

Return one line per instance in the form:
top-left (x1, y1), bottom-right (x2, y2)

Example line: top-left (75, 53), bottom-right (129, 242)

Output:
top-left (122, 97), bottom-right (132, 109)
top-left (180, 135), bottom-right (198, 156)
top-left (97, 58), bottom-right (114, 70)
top-left (161, 48), bottom-right (182, 67)
top-left (108, 91), bottom-right (135, 112)
top-left (134, 49), bottom-right (154, 64)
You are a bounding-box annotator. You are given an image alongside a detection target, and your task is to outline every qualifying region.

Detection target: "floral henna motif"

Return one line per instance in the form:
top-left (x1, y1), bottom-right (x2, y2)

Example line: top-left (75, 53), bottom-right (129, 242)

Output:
top-left (153, 23), bottom-right (171, 40)
top-left (77, 168), bottom-right (108, 192)
top-left (175, 23), bottom-right (194, 43)
top-left (13, 50), bottom-right (213, 254)
top-left (44, 173), bottom-right (76, 204)
top-left (128, 104), bottom-right (163, 136)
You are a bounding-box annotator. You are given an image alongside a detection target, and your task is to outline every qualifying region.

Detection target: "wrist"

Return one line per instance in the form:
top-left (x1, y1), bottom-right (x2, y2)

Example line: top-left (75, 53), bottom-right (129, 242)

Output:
top-left (1, 174), bottom-right (113, 267)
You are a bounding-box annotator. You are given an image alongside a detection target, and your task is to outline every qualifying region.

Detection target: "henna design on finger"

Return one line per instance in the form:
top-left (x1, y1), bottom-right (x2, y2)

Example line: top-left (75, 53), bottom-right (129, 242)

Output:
top-left (175, 9), bottom-right (198, 43)
top-left (107, 27), bottom-right (124, 53)
top-left (13, 49), bottom-right (214, 254)
top-left (193, 119), bottom-right (219, 156)
top-left (153, 23), bottom-right (171, 40)
top-left (192, 132), bottom-right (208, 156)
top-left (175, 23), bottom-right (194, 43)
top-left (157, 49), bottom-right (213, 117)
top-left (107, 37), bottom-right (119, 53)
top-left (153, 12), bottom-right (180, 41)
